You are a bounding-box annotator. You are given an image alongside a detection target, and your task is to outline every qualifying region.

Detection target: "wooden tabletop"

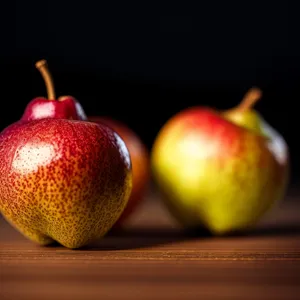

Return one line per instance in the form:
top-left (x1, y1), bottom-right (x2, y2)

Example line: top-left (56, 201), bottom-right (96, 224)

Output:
top-left (1, 186), bottom-right (300, 300)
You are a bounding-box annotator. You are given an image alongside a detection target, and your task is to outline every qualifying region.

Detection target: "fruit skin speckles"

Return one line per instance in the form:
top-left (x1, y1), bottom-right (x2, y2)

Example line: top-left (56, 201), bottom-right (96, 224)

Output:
top-left (0, 118), bottom-right (132, 249)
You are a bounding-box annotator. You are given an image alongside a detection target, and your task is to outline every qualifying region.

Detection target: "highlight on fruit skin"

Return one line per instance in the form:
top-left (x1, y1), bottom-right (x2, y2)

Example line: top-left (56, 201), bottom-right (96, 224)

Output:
top-left (150, 87), bottom-right (290, 235)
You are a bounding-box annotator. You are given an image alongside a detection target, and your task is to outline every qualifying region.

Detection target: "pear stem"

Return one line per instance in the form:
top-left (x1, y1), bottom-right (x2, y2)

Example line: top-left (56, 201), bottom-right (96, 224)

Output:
top-left (238, 87), bottom-right (262, 112)
top-left (35, 59), bottom-right (56, 100)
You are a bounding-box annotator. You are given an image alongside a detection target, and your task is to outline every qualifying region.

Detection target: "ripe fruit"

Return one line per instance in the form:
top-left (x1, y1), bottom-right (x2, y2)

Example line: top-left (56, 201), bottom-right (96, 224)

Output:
top-left (151, 88), bottom-right (289, 235)
top-left (88, 117), bottom-right (150, 227)
top-left (0, 60), bottom-right (132, 249)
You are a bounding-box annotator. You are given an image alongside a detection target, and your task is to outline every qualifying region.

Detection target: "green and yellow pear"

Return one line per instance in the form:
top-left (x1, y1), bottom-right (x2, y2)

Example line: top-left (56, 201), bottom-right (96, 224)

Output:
top-left (151, 88), bottom-right (289, 235)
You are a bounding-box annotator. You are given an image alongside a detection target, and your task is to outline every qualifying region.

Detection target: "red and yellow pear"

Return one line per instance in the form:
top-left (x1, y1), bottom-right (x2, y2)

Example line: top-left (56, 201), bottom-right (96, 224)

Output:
top-left (151, 88), bottom-right (289, 235)
top-left (0, 60), bottom-right (132, 248)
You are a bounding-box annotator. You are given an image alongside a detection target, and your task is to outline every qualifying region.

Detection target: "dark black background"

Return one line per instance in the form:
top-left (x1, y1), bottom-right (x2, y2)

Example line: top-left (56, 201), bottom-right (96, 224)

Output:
top-left (3, 1), bottom-right (300, 183)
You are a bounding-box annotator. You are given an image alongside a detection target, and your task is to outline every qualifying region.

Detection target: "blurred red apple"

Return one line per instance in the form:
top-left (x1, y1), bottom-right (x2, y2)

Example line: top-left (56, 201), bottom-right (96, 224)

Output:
top-left (88, 116), bottom-right (150, 227)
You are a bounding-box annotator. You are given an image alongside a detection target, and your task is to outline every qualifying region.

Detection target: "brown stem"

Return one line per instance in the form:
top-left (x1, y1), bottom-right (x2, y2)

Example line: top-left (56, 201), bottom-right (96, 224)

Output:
top-left (237, 87), bottom-right (262, 111)
top-left (35, 59), bottom-right (56, 100)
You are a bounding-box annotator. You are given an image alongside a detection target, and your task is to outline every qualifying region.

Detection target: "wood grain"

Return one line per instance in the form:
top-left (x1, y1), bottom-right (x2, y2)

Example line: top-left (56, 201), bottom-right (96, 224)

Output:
top-left (1, 188), bottom-right (300, 300)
